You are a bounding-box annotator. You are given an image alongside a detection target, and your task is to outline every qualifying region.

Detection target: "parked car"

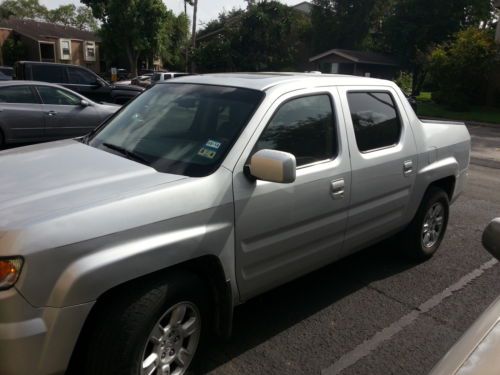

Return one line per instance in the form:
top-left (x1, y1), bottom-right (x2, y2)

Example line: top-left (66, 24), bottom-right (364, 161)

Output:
top-left (0, 81), bottom-right (119, 147)
top-left (149, 71), bottom-right (191, 87)
top-left (13, 61), bottom-right (145, 104)
top-left (0, 73), bottom-right (470, 375)
top-left (429, 217), bottom-right (500, 375)
top-left (0, 66), bottom-right (13, 80)
top-left (131, 73), bottom-right (154, 88)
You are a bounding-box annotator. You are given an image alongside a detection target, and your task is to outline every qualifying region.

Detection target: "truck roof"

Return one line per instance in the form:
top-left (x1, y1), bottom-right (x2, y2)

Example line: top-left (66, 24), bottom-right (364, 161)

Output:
top-left (168, 72), bottom-right (393, 91)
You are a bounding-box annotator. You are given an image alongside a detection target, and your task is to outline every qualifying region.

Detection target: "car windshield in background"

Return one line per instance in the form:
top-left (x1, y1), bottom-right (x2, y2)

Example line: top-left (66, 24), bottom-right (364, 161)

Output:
top-left (88, 83), bottom-right (264, 177)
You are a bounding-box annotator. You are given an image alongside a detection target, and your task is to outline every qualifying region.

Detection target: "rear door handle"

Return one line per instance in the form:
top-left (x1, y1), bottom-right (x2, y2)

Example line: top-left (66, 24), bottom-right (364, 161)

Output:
top-left (403, 160), bottom-right (413, 176)
top-left (47, 111), bottom-right (57, 116)
top-left (331, 179), bottom-right (345, 200)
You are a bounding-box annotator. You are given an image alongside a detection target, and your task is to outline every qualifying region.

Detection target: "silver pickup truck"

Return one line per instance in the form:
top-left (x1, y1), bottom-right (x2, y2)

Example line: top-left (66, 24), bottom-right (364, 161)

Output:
top-left (0, 73), bottom-right (470, 375)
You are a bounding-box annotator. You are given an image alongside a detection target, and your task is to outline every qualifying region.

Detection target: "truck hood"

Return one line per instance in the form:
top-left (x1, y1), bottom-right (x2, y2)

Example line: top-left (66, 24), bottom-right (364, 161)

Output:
top-left (0, 140), bottom-right (185, 228)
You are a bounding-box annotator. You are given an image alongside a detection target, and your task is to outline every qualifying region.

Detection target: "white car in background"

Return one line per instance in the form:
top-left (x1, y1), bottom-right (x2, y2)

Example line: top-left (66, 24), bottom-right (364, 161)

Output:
top-left (149, 72), bottom-right (192, 87)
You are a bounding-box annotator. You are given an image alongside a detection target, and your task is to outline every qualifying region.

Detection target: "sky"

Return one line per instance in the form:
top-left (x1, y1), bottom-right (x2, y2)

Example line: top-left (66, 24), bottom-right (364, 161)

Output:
top-left (40, 0), bottom-right (307, 26)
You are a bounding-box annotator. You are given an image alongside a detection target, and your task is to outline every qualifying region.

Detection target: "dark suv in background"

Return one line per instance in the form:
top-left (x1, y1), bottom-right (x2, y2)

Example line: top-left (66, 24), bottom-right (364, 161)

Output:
top-left (14, 61), bottom-right (144, 104)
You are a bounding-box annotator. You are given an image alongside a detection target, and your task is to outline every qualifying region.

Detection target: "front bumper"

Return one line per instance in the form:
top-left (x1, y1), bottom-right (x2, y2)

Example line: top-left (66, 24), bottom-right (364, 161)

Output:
top-left (0, 288), bottom-right (94, 375)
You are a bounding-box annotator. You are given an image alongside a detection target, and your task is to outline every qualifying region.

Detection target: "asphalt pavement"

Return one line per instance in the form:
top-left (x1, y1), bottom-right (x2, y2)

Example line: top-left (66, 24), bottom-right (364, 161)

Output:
top-left (197, 124), bottom-right (500, 375)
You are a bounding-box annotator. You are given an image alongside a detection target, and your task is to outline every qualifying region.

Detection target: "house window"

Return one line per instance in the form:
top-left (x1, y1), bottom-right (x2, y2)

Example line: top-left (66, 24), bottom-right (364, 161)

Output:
top-left (84, 41), bottom-right (96, 61)
top-left (40, 42), bottom-right (55, 62)
top-left (59, 39), bottom-right (71, 60)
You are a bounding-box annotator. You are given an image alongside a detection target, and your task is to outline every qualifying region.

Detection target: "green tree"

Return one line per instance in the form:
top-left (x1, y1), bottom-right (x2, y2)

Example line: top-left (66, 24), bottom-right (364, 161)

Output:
top-left (82, 0), bottom-right (169, 76)
top-left (73, 6), bottom-right (99, 32)
top-left (195, 1), bottom-right (311, 72)
top-left (0, 0), bottom-right (47, 20)
top-left (381, 0), bottom-right (496, 94)
top-left (45, 4), bottom-right (76, 26)
top-left (427, 27), bottom-right (498, 109)
top-left (2, 38), bottom-right (26, 65)
top-left (311, 0), bottom-right (380, 53)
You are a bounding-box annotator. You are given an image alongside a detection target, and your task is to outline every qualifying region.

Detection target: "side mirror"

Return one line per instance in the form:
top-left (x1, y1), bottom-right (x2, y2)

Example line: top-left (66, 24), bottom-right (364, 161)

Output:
top-left (482, 218), bottom-right (500, 260)
top-left (80, 99), bottom-right (90, 107)
top-left (248, 149), bottom-right (296, 184)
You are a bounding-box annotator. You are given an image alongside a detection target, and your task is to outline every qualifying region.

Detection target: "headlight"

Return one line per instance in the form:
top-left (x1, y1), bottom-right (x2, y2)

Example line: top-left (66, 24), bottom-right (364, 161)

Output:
top-left (0, 257), bottom-right (23, 290)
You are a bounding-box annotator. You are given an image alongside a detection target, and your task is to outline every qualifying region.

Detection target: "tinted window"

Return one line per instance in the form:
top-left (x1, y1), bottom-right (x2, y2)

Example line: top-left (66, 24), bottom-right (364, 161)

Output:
top-left (88, 83), bottom-right (264, 177)
top-left (31, 65), bottom-right (66, 83)
top-left (347, 92), bottom-right (402, 152)
top-left (37, 86), bottom-right (81, 105)
top-left (0, 86), bottom-right (38, 103)
top-left (68, 67), bottom-right (97, 85)
top-left (255, 95), bottom-right (337, 166)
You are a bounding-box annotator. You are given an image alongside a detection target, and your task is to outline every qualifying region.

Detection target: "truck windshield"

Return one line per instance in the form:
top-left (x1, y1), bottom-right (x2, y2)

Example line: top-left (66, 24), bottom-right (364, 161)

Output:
top-left (88, 83), bottom-right (264, 177)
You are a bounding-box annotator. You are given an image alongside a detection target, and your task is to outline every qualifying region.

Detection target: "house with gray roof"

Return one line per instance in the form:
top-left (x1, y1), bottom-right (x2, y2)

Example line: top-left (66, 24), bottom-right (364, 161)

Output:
top-left (309, 49), bottom-right (399, 80)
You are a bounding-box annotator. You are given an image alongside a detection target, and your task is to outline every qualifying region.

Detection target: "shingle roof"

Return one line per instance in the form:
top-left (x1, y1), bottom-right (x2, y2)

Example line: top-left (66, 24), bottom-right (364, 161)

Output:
top-left (0, 18), bottom-right (100, 42)
top-left (309, 49), bottom-right (398, 66)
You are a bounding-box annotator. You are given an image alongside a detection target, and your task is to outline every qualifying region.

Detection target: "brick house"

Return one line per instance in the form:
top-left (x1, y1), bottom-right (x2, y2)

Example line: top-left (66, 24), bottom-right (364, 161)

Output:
top-left (0, 18), bottom-right (102, 73)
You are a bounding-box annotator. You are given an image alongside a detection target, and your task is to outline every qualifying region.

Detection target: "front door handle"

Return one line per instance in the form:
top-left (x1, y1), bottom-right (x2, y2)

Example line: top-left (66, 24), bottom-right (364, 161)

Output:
top-left (47, 111), bottom-right (57, 116)
top-left (403, 160), bottom-right (413, 176)
top-left (331, 179), bottom-right (345, 200)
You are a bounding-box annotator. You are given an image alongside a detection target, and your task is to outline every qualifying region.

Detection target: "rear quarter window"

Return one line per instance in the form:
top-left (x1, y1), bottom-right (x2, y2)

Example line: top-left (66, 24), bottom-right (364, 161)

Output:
top-left (31, 65), bottom-right (67, 83)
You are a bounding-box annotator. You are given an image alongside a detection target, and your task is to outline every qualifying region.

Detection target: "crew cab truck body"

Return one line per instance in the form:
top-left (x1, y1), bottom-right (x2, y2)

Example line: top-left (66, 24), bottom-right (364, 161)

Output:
top-left (0, 73), bottom-right (470, 375)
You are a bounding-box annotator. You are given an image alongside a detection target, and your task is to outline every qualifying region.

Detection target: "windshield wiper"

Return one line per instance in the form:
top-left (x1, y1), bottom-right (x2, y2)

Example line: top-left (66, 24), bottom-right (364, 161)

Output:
top-left (102, 142), bottom-right (151, 165)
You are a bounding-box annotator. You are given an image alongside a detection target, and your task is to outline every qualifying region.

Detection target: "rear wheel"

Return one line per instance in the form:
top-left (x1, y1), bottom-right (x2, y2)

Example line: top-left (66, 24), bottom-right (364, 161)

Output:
top-left (79, 272), bottom-right (209, 375)
top-left (401, 187), bottom-right (450, 260)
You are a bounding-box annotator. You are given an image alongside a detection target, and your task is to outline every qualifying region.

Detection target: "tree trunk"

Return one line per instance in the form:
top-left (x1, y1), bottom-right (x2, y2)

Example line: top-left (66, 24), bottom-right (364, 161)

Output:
top-left (191, 0), bottom-right (198, 72)
top-left (127, 46), bottom-right (139, 77)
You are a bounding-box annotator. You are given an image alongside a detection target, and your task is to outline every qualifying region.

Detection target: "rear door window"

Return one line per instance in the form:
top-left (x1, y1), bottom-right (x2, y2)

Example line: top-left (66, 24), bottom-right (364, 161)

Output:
top-left (36, 86), bottom-right (81, 105)
top-left (31, 65), bottom-right (67, 83)
top-left (67, 67), bottom-right (98, 85)
top-left (0, 86), bottom-right (38, 103)
top-left (347, 91), bottom-right (402, 152)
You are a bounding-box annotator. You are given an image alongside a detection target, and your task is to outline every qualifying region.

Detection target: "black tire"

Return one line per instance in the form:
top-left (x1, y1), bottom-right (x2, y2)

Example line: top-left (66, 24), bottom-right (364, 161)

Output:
top-left (79, 272), bottom-right (209, 375)
top-left (401, 186), bottom-right (450, 261)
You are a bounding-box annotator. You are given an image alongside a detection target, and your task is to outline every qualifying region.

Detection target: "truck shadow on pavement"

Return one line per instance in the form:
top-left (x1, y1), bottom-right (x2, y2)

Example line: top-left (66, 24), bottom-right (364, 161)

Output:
top-left (196, 240), bottom-right (418, 374)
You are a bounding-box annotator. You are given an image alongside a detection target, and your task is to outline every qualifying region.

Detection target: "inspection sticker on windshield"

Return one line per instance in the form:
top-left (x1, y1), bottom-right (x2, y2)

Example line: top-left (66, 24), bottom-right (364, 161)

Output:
top-left (205, 139), bottom-right (222, 150)
top-left (198, 147), bottom-right (217, 159)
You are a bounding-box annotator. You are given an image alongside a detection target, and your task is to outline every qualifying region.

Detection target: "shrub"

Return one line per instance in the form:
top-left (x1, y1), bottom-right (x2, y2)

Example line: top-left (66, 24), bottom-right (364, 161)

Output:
top-left (427, 27), bottom-right (498, 110)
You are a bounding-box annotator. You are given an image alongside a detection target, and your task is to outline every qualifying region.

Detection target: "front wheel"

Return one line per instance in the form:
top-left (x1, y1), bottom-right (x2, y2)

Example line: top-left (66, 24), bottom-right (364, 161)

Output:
top-left (79, 273), bottom-right (208, 375)
top-left (401, 186), bottom-right (450, 260)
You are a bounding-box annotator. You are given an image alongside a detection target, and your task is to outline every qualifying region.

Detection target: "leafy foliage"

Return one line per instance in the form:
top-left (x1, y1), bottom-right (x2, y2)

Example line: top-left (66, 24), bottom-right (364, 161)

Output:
top-left (82, 0), bottom-right (172, 76)
top-left (311, 0), bottom-right (380, 53)
top-left (427, 28), bottom-right (498, 109)
top-left (0, 0), bottom-right (98, 31)
top-left (2, 37), bottom-right (26, 65)
top-left (194, 1), bottom-right (311, 72)
top-left (380, 0), bottom-right (496, 92)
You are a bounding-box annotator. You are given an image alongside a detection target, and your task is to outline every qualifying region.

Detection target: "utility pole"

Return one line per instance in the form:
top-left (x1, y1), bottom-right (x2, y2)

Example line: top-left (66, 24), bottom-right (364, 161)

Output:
top-left (184, 0), bottom-right (190, 72)
top-left (191, 0), bottom-right (198, 72)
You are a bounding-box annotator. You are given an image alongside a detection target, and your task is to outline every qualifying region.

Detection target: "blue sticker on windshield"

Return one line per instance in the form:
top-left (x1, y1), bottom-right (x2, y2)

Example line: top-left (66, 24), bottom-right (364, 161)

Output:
top-left (205, 139), bottom-right (222, 150)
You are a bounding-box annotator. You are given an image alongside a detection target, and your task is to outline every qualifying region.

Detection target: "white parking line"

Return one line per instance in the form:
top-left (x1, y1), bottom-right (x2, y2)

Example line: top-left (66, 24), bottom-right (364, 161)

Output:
top-left (321, 258), bottom-right (499, 375)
